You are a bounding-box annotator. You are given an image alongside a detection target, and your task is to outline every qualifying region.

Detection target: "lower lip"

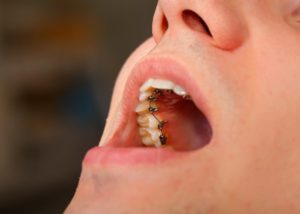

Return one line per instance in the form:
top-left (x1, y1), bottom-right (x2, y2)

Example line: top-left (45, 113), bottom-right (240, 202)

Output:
top-left (83, 146), bottom-right (188, 167)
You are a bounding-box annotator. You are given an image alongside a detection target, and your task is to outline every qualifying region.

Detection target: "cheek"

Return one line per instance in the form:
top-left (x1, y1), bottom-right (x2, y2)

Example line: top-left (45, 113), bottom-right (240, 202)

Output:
top-left (234, 36), bottom-right (300, 205)
top-left (247, 29), bottom-right (300, 140)
top-left (215, 33), bottom-right (300, 211)
top-left (255, 45), bottom-right (300, 128)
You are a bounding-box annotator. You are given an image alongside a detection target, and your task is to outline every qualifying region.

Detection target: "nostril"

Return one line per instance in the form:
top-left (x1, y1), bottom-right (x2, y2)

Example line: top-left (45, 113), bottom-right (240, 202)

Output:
top-left (161, 15), bottom-right (169, 35)
top-left (182, 10), bottom-right (212, 37)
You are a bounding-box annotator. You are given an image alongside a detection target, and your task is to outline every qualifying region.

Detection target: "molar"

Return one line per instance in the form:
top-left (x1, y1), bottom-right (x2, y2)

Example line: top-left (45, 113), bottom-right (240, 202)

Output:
top-left (139, 128), bottom-right (162, 147)
top-left (137, 114), bottom-right (160, 129)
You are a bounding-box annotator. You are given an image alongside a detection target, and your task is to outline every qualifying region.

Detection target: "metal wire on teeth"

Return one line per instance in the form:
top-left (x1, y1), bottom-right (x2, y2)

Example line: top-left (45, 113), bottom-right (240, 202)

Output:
top-left (147, 89), bottom-right (167, 146)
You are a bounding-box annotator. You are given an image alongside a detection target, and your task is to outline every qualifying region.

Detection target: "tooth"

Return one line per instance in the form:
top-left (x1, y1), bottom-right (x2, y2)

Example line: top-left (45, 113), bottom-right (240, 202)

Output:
top-left (141, 137), bottom-right (154, 146)
top-left (136, 79), bottom-right (190, 148)
top-left (135, 101), bottom-right (158, 114)
top-left (135, 101), bottom-right (148, 114)
top-left (140, 79), bottom-right (155, 92)
top-left (153, 141), bottom-right (162, 148)
top-left (149, 128), bottom-right (161, 142)
top-left (139, 91), bottom-right (152, 101)
top-left (151, 79), bottom-right (174, 90)
top-left (173, 85), bottom-right (188, 96)
top-left (139, 128), bottom-right (161, 146)
top-left (137, 114), bottom-right (159, 128)
top-left (137, 115), bottom-right (148, 126)
top-left (148, 115), bottom-right (160, 128)
top-left (139, 127), bottom-right (149, 136)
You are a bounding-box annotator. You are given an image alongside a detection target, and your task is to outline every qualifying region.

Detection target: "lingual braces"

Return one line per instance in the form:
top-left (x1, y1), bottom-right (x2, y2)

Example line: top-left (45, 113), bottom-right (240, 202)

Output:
top-left (147, 89), bottom-right (168, 146)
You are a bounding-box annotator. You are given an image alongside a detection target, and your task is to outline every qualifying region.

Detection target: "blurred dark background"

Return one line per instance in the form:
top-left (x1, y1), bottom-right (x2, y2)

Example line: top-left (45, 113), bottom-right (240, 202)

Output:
top-left (0, 0), bottom-right (156, 213)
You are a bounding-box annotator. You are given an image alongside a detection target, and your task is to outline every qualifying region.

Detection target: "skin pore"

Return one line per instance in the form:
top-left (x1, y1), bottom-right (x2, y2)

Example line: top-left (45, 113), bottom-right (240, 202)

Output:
top-left (66, 0), bottom-right (300, 213)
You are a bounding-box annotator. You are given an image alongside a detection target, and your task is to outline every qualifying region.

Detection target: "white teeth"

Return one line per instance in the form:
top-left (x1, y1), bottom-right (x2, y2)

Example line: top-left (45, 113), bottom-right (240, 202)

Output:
top-left (173, 85), bottom-right (188, 96)
top-left (135, 101), bottom-right (157, 114)
top-left (139, 78), bottom-right (188, 97)
top-left (139, 128), bottom-right (162, 147)
top-left (137, 115), bottom-right (159, 128)
top-left (140, 79), bottom-right (175, 92)
top-left (135, 101), bottom-right (149, 113)
top-left (139, 91), bottom-right (152, 101)
top-left (151, 79), bottom-right (175, 90)
top-left (148, 128), bottom-right (161, 141)
top-left (136, 78), bottom-right (190, 148)
top-left (137, 115), bottom-right (148, 125)
top-left (141, 136), bottom-right (154, 146)
top-left (140, 79), bottom-right (154, 92)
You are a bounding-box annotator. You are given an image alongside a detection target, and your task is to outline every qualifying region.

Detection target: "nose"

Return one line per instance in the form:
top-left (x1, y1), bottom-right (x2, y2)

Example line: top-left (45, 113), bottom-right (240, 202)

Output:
top-left (152, 0), bottom-right (247, 50)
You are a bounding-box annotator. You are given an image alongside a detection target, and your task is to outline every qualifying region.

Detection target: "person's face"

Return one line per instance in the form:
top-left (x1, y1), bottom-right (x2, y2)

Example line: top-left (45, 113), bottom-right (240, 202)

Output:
top-left (66, 0), bottom-right (300, 213)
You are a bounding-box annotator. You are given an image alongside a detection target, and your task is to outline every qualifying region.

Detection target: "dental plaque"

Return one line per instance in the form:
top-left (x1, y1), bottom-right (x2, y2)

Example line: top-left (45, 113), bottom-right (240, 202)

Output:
top-left (135, 79), bottom-right (190, 148)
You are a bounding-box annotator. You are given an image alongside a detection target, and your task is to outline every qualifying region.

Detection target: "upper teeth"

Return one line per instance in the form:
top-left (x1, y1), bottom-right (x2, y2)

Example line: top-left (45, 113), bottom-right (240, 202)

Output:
top-left (138, 79), bottom-right (188, 101)
top-left (135, 79), bottom-right (189, 148)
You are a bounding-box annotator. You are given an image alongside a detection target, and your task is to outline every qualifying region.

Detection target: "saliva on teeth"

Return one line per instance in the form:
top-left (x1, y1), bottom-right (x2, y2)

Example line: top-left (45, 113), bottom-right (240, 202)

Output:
top-left (135, 79), bottom-right (189, 148)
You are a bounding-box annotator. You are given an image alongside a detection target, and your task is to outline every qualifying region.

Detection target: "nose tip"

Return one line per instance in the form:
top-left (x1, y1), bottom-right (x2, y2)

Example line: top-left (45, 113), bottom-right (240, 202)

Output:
top-left (152, 0), bottom-right (246, 50)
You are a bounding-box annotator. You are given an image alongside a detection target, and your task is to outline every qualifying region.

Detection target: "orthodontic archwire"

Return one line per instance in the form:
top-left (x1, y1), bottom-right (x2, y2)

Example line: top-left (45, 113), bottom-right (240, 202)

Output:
top-left (147, 89), bottom-right (167, 146)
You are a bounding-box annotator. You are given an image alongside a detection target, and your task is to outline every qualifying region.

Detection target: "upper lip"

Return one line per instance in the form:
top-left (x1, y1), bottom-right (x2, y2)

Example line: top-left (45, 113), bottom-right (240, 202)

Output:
top-left (101, 54), bottom-right (215, 147)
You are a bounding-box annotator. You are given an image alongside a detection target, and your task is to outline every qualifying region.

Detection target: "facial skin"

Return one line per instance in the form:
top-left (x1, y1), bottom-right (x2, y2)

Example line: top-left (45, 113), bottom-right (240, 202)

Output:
top-left (66, 0), bottom-right (300, 213)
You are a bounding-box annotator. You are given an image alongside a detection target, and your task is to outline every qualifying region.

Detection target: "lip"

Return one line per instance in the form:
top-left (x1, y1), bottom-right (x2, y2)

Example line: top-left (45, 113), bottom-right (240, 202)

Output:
top-left (84, 146), bottom-right (189, 166)
top-left (87, 55), bottom-right (214, 166)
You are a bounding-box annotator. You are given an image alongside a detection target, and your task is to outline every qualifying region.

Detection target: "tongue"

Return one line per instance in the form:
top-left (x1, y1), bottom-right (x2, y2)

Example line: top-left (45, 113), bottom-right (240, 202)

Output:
top-left (156, 92), bottom-right (212, 151)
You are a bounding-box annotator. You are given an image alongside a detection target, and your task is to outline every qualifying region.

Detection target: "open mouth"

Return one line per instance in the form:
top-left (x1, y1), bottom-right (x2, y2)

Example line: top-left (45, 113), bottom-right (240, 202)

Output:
top-left (98, 57), bottom-right (215, 159)
top-left (135, 79), bottom-right (212, 151)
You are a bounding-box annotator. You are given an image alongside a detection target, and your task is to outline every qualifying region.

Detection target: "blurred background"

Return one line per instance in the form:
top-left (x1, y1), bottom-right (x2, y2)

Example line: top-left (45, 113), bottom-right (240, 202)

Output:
top-left (0, 0), bottom-right (156, 213)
